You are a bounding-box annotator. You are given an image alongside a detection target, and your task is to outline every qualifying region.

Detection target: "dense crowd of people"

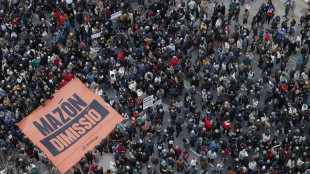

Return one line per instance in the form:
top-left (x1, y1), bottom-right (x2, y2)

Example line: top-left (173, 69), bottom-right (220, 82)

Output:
top-left (0, 0), bottom-right (310, 173)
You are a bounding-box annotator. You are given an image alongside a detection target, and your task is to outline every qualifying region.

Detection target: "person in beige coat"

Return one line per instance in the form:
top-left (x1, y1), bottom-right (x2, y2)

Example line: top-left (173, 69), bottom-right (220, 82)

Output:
top-left (200, 0), bottom-right (208, 13)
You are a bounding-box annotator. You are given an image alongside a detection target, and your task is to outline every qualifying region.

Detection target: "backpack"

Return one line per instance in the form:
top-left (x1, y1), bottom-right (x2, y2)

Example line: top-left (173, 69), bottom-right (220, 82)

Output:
top-left (203, 59), bottom-right (207, 66)
top-left (0, 139), bottom-right (6, 147)
top-left (300, 16), bottom-right (305, 23)
top-left (265, 33), bottom-right (270, 41)
top-left (241, 34), bottom-right (246, 40)
top-left (32, 167), bottom-right (39, 174)
top-left (200, 146), bottom-right (209, 156)
top-left (102, 95), bottom-right (109, 102)
top-left (200, 22), bottom-right (207, 30)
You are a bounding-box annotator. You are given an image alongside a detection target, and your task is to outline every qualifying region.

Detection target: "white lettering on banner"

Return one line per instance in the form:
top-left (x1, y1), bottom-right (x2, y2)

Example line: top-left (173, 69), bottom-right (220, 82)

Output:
top-left (143, 95), bottom-right (154, 110)
top-left (111, 11), bottom-right (122, 20)
top-left (91, 33), bottom-right (101, 39)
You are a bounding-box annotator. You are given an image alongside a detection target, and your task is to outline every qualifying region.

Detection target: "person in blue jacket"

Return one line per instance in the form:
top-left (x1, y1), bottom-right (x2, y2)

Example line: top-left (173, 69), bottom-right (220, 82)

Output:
top-left (259, 28), bottom-right (264, 40)
top-left (189, 130), bottom-right (197, 147)
top-left (278, 28), bottom-right (286, 39)
top-left (284, 4), bottom-right (291, 18)
top-left (209, 140), bottom-right (218, 151)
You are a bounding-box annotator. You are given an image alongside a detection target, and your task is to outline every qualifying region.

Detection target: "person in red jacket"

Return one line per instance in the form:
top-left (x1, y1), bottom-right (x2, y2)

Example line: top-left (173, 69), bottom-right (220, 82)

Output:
top-left (60, 79), bottom-right (67, 88)
top-left (89, 163), bottom-right (98, 172)
top-left (62, 70), bottom-right (68, 79)
top-left (137, 98), bottom-right (143, 109)
top-left (106, 7), bottom-right (111, 13)
top-left (118, 144), bottom-right (126, 154)
top-left (12, 19), bottom-right (19, 25)
top-left (127, 96), bottom-right (136, 105)
top-left (153, 116), bottom-right (162, 125)
top-left (222, 27), bottom-right (230, 35)
top-left (205, 118), bottom-right (212, 132)
top-left (132, 111), bottom-right (139, 120)
top-left (119, 51), bottom-right (124, 61)
top-left (66, 72), bottom-right (74, 82)
top-left (171, 56), bottom-right (179, 67)
top-left (173, 146), bottom-right (182, 159)
top-left (281, 83), bottom-right (288, 93)
top-left (48, 72), bottom-right (54, 79)
top-left (54, 11), bottom-right (61, 19)
top-left (223, 120), bottom-right (232, 136)
top-left (282, 145), bottom-right (291, 158)
top-left (290, 86), bottom-right (297, 96)
top-left (265, 33), bottom-right (270, 41)
top-left (57, 21), bottom-right (63, 27)
top-left (60, 14), bottom-right (68, 23)
top-left (55, 57), bottom-right (62, 66)
top-left (182, 149), bottom-right (190, 162)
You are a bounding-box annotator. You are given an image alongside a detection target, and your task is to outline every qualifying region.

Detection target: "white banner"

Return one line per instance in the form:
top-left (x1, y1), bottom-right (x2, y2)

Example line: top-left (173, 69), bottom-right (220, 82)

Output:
top-left (143, 95), bottom-right (154, 110)
top-left (91, 32), bottom-right (101, 39)
top-left (42, 31), bottom-right (48, 37)
top-left (111, 11), bottom-right (122, 20)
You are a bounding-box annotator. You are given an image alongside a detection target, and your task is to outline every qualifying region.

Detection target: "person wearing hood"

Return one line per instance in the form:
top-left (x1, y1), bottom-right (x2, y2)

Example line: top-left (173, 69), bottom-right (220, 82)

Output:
top-left (296, 56), bottom-right (303, 69)
top-left (239, 149), bottom-right (248, 160)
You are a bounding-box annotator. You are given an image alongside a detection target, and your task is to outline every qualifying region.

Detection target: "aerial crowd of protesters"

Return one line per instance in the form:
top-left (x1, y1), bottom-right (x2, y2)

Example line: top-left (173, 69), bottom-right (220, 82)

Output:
top-left (0, 0), bottom-right (310, 174)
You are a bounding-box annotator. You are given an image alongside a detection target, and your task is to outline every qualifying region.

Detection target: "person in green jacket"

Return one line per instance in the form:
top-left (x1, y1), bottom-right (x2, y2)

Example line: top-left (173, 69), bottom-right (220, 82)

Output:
top-left (229, 0), bottom-right (237, 10)
top-left (296, 56), bottom-right (303, 69)
top-left (31, 164), bottom-right (40, 174)
top-left (32, 57), bottom-right (40, 68)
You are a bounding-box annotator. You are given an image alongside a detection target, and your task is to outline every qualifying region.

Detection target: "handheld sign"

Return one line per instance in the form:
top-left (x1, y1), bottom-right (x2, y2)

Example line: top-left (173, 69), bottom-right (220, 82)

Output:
top-left (111, 11), bottom-right (122, 20)
top-left (143, 95), bottom-right (154, 110)
top-left (18, 78), bottom-right (124, 173)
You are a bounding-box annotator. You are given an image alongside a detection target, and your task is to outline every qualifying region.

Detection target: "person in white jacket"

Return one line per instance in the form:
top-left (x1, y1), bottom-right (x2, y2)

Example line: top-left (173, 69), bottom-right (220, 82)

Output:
top-left (207, 150), bottom-right (217, 163)
top-left (286, 159), bottom-right (295, 169)
top-left (262, 132), bottom-right (271, 143)
top-left (301, 103), bottom-right (308, 112)
top-left (245, 2), bottom-right (251, 11)
top-left (297, 157), bottom-right (304, 169)
top-left (190, 157), bottom-right (197, 168)
top-left (128, 80), bottom-right (137, 92)
top-left (92, 149), bottom-right (100, 163)
top-left (237, 38), bottom-right (243, 50)
top-left (188, 0), bottom-right (197, 11)
top-left (248, 159), bottom-right (257, 172)
top-left (239, 149), bottom-right (248, 160)
top-left (95, 86), bottom-right (103, 96)
top-left (110, 161), bottom-right (117, 174)
top-left (215, 18), bottom-right (222, 28)
top-left (109, 73), bottom-right (117, 86)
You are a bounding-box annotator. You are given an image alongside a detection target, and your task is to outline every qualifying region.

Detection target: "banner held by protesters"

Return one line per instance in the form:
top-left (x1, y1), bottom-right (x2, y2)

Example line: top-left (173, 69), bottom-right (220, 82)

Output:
top-left (18, 78), bottom-right (124, 174)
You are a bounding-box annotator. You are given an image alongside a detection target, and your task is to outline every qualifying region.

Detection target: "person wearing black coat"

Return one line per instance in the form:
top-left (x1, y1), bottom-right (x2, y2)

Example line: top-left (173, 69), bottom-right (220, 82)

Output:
top-left (76, 11), bottom-right (84, 25)
top-left (79, 157), bottom-right (86, 171)
top-left (151, 155), bottom-right (160, 166)
top-left (85, 151), bottom-right (94, 165)
top-left (74, 168), bottom-right (82, 174)
top-left (95, 167), bottom-right (104, 174)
